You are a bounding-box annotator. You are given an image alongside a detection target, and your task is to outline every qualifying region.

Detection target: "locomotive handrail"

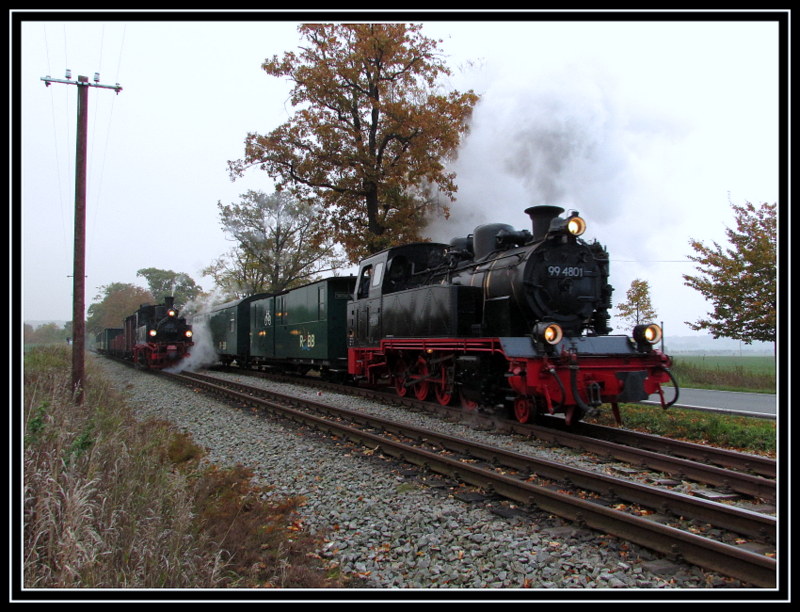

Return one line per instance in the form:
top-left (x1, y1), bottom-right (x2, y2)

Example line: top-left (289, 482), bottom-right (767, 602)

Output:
top-left (655, 367), bottom-right (680, 409)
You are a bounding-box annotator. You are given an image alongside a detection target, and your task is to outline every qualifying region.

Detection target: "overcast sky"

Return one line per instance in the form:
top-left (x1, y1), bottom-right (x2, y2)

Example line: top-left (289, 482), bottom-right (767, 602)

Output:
top-left (13, 11), bottom-right (786, 338)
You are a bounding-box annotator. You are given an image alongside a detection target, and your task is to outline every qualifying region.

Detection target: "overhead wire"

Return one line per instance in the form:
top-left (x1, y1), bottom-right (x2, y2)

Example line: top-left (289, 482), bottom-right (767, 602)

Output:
top-left (42, 23), bottom-right (128, 294)
top-left (611, 259), bottom-right (692, 263)
top-left (42, 23), bottom-right (70, 265)
top-left (87, 24), bottom-right (126, 279)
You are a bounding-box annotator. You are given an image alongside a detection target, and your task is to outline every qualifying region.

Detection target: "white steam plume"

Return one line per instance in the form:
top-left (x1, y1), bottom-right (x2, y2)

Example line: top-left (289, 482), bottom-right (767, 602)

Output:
top-left (165, 290), bottom-right (227, 373)
top-left (426, 60), bottom-right (687, 244)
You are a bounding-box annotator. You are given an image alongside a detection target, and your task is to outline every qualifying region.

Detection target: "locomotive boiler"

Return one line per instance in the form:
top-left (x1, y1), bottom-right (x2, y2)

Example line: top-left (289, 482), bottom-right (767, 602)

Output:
top-left (440, 205), bottom-right (613, 338)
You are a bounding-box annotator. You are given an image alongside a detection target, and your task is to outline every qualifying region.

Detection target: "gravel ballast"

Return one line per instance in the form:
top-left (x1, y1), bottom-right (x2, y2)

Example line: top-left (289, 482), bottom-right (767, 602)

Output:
top-left (93, 355), bottom-right (750, 592)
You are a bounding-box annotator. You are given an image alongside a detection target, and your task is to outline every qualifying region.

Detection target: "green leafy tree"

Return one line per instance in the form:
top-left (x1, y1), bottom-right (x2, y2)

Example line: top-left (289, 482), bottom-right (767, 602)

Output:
top-left (228, 23), bottom-right (479, 261)
top-left (202, 247), bottom-right (272, 301)
top-left (136, 268), bottom-right (203, 309)
top-left (616, 279), bottom-right (658, 331)
top-left (86, 283), bottom-right (154, 335)
top-left (205, 190), bottom-right (345, 296)
top-left (683, 201), bottom-right (776, 344)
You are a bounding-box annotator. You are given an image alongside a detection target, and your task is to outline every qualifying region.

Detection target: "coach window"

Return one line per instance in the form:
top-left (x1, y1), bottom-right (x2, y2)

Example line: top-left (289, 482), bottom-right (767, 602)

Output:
top-left (274, 296), bottom-right (283, 324)
top-left (319, 285), bottom-right (326, 319)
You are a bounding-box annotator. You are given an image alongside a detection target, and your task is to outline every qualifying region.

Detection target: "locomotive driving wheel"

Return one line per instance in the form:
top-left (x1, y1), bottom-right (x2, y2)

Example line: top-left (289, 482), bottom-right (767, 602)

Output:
top-left (459, 392), bottom-right (479, 412)
top-left (135, 346), bottom-right (152, 368)
top-left (411, 356), bottom-right (431, 401)
top-left (514, 397), bottom-right (534, 424)
top-left (434, 363), bottom-right (455, 406)
top-left (393, 358), bottom-right (409, 397)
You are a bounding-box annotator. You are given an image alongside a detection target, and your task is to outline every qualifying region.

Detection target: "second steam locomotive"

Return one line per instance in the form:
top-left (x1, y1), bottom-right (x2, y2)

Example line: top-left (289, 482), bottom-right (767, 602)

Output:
top-left (96, 296), bottom-right (194, 369)
top-left (187, 205), bottom-right (678, 425)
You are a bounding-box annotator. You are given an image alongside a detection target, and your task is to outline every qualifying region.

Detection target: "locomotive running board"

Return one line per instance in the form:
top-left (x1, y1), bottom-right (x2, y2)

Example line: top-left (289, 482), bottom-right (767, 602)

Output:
top-left (498, 335), bottom-right (640, 358)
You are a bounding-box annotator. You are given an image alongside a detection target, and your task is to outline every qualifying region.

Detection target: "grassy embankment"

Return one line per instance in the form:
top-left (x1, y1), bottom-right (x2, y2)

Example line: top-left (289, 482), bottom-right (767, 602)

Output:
top-left (670, 355), bottom-right (776, 394)
top-left (588, 354), bottom-right (776, 455)
top-left (21, 345), bottom-right (348, 589)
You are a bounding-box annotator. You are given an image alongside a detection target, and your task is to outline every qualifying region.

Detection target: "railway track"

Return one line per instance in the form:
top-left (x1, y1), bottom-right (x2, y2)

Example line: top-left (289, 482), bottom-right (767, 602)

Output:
top-left (169, 369), bottom-right (777, 588)
top-left (223, 368), bottom-right (778, 503)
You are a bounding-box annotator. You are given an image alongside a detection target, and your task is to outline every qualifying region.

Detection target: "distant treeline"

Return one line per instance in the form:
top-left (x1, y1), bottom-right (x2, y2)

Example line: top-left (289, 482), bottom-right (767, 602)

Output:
top-left (24, 321), bottom-right (72, 346)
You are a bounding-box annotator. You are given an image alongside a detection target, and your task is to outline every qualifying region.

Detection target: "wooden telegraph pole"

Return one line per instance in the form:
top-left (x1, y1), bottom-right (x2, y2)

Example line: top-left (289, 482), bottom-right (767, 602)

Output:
top-left (42, 71), bottom-right (122, 403)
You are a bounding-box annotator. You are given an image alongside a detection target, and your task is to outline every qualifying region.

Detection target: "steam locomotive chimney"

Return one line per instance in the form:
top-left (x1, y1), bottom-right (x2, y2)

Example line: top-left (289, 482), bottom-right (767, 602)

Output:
top-left (525, 205), bottom-right (565, 241)
top-left (164, 296), bottom-right (175, 309)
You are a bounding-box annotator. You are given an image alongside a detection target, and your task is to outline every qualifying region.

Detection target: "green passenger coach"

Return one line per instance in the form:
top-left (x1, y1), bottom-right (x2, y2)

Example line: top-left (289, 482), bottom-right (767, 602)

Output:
top-left (250, 276), bottom-right (355, 374)
top-left (207, 293), bottom-right (273, 366)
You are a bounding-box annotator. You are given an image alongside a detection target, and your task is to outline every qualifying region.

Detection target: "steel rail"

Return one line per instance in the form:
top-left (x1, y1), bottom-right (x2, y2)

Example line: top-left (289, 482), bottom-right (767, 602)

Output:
top-left (242, 367), bottom-right (777, 494)
top-left (543, 417), bottom-right (776, 479)
top-left (520, 423), bottom-right (776, 502)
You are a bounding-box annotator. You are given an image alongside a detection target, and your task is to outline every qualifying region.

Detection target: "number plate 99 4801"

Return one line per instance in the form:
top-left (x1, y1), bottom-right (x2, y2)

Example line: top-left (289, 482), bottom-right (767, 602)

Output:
top-left (547, 265), bottom-right (585, 278)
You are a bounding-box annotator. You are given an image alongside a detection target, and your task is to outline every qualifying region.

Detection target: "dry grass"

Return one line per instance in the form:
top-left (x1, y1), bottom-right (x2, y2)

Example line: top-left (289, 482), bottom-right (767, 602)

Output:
top-left (22, 346), bottom-right (343, 589)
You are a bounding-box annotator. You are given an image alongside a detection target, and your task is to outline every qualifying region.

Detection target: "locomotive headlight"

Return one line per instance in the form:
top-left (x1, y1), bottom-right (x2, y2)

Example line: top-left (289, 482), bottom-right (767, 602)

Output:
top-left (534, 322), bottom-right (563, 345)
top-left (634, 323), bottom-right (662, 345)
top-left (566, 215), bottom-right (586, 236)
top-left (148, 329), bottom-right (158, 337)
top-left (185, 330), bottom-right (193, 338)
top-left (167, 309), bottom-right (177, 317)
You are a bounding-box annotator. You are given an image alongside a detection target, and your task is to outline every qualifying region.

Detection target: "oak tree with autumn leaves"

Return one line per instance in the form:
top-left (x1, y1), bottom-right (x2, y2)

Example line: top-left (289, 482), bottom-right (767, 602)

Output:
top-left (228, 23), bottom-right (479, 262)
top-left (683, 201), bottom-right (777, 345)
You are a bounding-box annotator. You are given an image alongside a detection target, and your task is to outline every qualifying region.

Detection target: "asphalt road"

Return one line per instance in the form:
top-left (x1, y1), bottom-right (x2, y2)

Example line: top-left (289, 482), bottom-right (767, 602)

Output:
top-left (643, 387), bottom-right (777, 419)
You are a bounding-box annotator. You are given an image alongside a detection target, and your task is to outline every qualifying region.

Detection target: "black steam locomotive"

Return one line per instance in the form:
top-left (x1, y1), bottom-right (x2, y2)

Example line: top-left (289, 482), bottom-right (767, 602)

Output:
top-left (96, 296), bottom-right (194, 369)
top-left (348, 206), bottom-right (677, 425)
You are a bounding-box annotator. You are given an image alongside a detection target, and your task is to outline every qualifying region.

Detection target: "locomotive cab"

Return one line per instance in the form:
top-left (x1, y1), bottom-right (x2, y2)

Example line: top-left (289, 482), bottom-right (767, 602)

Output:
top-left (349, 243), bottom-right (452, 346)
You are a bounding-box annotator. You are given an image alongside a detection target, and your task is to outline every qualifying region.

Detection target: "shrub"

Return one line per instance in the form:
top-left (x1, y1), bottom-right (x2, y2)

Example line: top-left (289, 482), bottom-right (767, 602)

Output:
top-left (22, 347), bottom-right (340, 589)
